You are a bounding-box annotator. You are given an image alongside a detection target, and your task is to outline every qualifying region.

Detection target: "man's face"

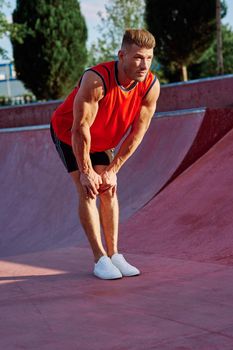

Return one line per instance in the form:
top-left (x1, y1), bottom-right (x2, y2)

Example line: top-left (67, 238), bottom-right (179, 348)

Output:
top-left (119, 44), bottom-right (154, 82)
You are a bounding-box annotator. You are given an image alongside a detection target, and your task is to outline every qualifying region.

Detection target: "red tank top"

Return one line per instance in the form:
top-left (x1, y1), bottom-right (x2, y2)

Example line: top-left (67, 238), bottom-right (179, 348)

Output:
top-left (51, 61), bottom-right (156, 152)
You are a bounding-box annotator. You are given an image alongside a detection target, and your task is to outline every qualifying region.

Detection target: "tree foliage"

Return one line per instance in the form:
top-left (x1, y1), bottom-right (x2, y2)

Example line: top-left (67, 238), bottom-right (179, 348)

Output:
top-left (0, 0), bottom-right (10, 57)
top-left (190, 24), bottom-right (233, 79)
top-left (88, 0), bottom-right (145, 65)
top-left (0, 0), bottom-right (24, 59)
top-left (145, 0), bottom-right (219, 81)
top-left (11, 0), bottom-right (88, 100)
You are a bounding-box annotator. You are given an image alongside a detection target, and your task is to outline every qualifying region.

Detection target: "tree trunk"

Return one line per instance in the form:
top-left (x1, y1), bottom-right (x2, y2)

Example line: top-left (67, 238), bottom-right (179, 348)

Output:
top-left (182, 65), bottom-right (188, 81)
top-left (216, 0), bottom-right (224, 74)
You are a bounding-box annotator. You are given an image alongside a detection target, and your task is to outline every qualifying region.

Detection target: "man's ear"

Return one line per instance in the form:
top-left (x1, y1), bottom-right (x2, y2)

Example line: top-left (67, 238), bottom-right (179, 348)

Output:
top-left (118, 49), bottom-right (125, 61)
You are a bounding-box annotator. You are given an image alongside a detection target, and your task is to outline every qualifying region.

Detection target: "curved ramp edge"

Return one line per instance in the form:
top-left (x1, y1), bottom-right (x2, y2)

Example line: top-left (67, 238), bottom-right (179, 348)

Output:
top-left (120, 127), bottom-right (233, 265)
top-left (158, 108), bottom-right (233, 193)
top-left (1, 108), bottom-right (233, 257)
top-left (118, 108), bottom-right (233, 219)
top-left (0, 128), bottom-right (85, 257)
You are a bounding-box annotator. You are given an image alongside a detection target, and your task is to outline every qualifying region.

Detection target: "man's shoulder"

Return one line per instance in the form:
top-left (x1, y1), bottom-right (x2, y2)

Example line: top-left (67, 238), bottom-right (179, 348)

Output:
top-left (90, 60), bottom-right (115, 72)
top-left (85, 61), bottom-right (116, 93)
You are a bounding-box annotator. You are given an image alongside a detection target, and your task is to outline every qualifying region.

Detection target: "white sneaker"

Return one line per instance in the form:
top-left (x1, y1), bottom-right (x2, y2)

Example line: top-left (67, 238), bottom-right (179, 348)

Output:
top-left (111, 253), bottom-right (140, 277)
top-left (93, 256), bottom-right (123, 280)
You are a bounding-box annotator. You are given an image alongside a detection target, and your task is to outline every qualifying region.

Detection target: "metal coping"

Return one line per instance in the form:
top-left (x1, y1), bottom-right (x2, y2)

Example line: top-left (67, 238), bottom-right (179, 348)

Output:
top-left (0, 124), bottom-right (50, 133)
top-left (0, 108), bottom-right (207, 133)
top-left (162, 74), bottom-right (233, 88)
top-left (155, 107), bottom-right (206, 118)
top-left (0, 100), bottom-right (63, 110)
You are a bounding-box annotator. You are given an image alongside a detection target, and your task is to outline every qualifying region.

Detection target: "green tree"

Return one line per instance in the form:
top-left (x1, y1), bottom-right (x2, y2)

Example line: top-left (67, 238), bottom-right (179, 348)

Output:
top-left (88, 0), bottom-right (145, 65)
top-left (145, 0), bottom-right (218, 81)
top-left (216, 0), bottom-right (224, 74)
top-left (11, 0), bottom-right (88, 100)
top-left (189, 24), bottom-right (233, 79)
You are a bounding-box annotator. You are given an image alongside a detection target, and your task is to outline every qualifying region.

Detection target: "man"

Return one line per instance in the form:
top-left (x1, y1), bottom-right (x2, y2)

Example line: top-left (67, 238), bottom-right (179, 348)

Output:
top-left (50, 28), bottom-right (160, 280)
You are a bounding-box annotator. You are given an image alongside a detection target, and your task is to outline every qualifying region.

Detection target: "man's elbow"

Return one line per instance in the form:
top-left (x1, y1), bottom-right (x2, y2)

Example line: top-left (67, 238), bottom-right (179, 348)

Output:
top-left (71, 123), bottom-right (91, 149)
top-left (71, 121), bottom-right (88, 136)
top-left (71, 126), bottom-right (78, 135)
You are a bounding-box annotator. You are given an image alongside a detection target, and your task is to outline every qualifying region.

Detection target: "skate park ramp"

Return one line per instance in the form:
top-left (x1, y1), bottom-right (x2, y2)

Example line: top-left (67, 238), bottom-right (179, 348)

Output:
top-left (1, 107), bottom-right (233, 349)
top-left (1, 108), bottom-right (233, 257)
top-left (121, 126), bottom-right (233, 265)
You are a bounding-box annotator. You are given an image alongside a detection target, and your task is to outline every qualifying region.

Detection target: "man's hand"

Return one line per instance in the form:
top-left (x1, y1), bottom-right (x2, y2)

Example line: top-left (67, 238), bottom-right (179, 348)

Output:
top-left (80, 170), bottom-right (102, 199)
top-left (99, 170), bottom-right (117, 195)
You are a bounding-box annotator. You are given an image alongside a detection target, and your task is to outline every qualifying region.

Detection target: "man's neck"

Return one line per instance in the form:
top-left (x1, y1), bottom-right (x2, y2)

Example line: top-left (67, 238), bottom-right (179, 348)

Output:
top-left (116, 62), bottom-right (135, 89)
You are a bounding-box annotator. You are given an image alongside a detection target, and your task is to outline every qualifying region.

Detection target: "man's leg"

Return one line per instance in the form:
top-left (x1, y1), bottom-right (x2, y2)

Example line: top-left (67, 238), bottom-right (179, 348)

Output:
top-left (50, 128), bottom-right (122, 278)
top-left (94, 165), bottom-right (119, 257)
top-left (70, 167), bottom-right (139, 278)
top-left (70, 170), bottom-right (107, 262)
top-left (94, 165), bottom-right (140, 277)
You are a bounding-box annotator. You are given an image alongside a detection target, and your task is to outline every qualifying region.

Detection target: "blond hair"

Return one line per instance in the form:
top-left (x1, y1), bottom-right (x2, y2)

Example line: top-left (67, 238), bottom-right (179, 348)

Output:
top-left (121, 29), bottom-right (156, 49)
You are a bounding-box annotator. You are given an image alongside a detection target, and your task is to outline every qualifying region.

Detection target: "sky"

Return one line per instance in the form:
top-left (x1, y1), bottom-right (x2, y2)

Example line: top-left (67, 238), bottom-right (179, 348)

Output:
top-left (0, 0), bottom-right (233, 63)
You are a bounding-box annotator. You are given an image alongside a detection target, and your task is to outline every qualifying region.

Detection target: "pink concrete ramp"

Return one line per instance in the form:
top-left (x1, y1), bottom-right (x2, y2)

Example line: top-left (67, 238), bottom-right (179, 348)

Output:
top-left (1, 75), bottom-right (232, 130)
top-left (118, 108), bottom-right (233, 219)
top-left (157, 74), bottom-right (233, 112)
top-left (1, 108), bottom-right (233, 257)
top-left (0, 126), bottom-right (80, 257)
top-left (121, 126), bottom-right (233, 265)
top-left (1, 112), bottom-right (233, 349)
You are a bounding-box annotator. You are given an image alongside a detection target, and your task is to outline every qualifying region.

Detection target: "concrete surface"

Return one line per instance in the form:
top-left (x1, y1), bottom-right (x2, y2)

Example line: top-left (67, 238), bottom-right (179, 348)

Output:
top-left (1, 74), bottom-right (233, 128)
top-left (2, 109), bottom-right (233, 257)
top-left (1, 109), bottom-right (233, 349)
top-left (1, 248), bottom-right (233, 350)
top-left (121, 127), bottom-right (233, 265)
top-left (0, 100), bottom-right (61, 128)
top-left (157, 74), bottom-right (233, 112)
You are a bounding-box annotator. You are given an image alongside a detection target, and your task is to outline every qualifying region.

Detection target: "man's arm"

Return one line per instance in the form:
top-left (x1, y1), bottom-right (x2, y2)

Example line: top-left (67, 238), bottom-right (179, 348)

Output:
top-left (71, 71), bottom-right (105, 198)
top-left (106, 78), bottom-right (160, 176)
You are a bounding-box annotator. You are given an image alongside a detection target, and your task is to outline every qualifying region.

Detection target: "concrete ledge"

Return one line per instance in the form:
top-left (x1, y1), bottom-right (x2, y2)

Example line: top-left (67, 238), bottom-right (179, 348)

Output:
top-left (157, 74), bottom-right (233, 112)
top-left (0, 100), bottom-right (62, 128)
top-left (0, 74), bottom-right (233, 128)
top-left (1, 108), bottom-right (233, 256)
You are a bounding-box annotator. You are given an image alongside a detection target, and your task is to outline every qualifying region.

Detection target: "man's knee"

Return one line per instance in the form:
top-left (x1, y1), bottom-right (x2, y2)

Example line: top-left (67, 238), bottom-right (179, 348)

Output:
top-left (99, 187), bottom-right (117, 202)
top-left (70, 170), bottom-right (95, 203)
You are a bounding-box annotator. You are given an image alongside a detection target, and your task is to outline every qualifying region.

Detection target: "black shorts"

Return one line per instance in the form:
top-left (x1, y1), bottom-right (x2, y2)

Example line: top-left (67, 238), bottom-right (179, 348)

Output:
top-left (50, 124), bottom-right (115, 173)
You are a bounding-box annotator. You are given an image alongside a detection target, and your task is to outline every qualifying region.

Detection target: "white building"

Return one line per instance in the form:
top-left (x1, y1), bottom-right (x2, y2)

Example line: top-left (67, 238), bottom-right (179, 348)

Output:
top-left (0, 62), bottom-right (31, 97)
